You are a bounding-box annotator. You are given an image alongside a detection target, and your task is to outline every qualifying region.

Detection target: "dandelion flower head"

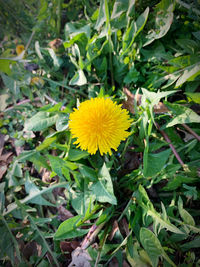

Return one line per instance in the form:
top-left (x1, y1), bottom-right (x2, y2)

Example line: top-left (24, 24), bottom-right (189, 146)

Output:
top-left (69, 97), bottom-right (132, 155)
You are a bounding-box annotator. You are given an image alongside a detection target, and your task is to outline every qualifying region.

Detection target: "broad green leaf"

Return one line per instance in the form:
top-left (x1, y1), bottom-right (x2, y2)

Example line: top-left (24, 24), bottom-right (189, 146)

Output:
top-left (70, 188), bottom-right (95, 215)
top-left (178, 197), bottom-right (195, 226)
top-left (143, 149), bottom-right (171, 177)
top-left (69, 69), bottom-right (87, 86)
top-left (122, 7), bottom-right (149, 54)
top-left (143, 4), bottom-right (173, 47)
top-left (141, 88), bottom-right (175, 107)
top-left (185, 92), bottom-right (200, 104)
top-left (175, 62), bottom-right (200, 87)
top-left (164, 102), bottom-right (200, 127)
top-left (56, 113), bottom-right (69, 131)
top-left (91, 163), bottom-right (117, 205)
top-left (24, 112), bottom-right (59, 131)
top-left (65, 22), bottom-right (91, 39)
top-left (67, 149), bottom-right (89, 161)
top-left (25, 174), bottom-right (55, 206)
top-left (95, 0), bottom-right (106, 30)
top-left (79, 165), bottom-right (97, 181)
top-left (47, 48), bottom-right (63, 68)
top-left (175, 39), bottom-right (199, 54)
top-left (1, 73), bottom-right (20, 96)
top-left (111, 0), bottom-right (130, 19)
top-left (140, 228), bottom-right (176, 267)
top-left (169, 54), bottom-right (200, 68)
top-left (54, 215), bottom-right (88, 240)
top-left (0, 59), bottom-right (13, 75)
top-left (181, 237), bottom-right (200, 251)
top-left (48, 155), bottom-right (77, 178)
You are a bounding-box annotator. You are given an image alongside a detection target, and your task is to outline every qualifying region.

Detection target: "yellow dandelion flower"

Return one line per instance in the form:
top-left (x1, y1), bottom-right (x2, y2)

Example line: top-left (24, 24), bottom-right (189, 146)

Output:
top-left (16, 45), bottom-right (25, 56)
top-left (69, 97), bottom-right (133, 155)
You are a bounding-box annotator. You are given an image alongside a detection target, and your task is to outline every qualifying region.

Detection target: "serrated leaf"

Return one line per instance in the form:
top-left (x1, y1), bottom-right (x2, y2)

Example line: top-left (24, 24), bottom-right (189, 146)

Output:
top-left (140, 228), bottom-right (176, 267)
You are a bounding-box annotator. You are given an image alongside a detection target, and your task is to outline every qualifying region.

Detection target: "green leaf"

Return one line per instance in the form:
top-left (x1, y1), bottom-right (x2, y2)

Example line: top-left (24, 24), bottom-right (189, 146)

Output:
top-left (55, 113), bottom-right (69, 131)
top-left (143, 149), bottom-right (171, 177)
top-left (178, 197), bottom-right (195, 226)
top-left (95, 0), bottom-right (106, 30)
top-left (69, 69), bottom-right (87, 86)
top-left (175, 62), bottom-right (200, 87)
top-left (54, 215), bottom-right (88, 240)
top-left (3, 182), bottom-right (69, 216)
top-left (0, 59), bottom-right (13, 75)
top-left (36, 136), bottom-right (57, 151)
top-left (67, 149), bottom-right (89, 161)
top-left (1, 73), bottom-right (20, 96)
top-left (185, 92), bottom-right (200, 104)
top-left (79, 165), bottom-right (97, 182)
top-left (24, 112), bottom-right (59, 131)
top-left (48, 155), bottom-right (77, 179)
top-left (122, 7), bottom-right (149, 54)
top-left (140, 228), bottom-right (176, 267)
top-left (135, 185), bottom-right (183, 234)
top-left (111, 0), bottom-right (130, 19)
top-left (47, 48), bottom-right (63, 68)
top-left (163, 175), bottom-right (197, 191)
top-left (25, 174), bottom-right (55, 206)
top-left (143, 4), bottom-right (174, 47)
top-left (164, 102), bottom-right (200, 127)
top-left (91, 163), bottom-right (117, 205)
top-left (181, 236), bottom-right (200, 251)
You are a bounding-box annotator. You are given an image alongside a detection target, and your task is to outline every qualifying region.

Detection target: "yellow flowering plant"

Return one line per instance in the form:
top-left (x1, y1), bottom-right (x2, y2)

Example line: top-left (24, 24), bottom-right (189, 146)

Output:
top-left (69, 97), bottom-right (133, 156)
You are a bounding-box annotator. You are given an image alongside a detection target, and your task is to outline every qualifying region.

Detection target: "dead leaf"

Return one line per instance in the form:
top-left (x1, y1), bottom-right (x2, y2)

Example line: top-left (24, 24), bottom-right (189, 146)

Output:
top-left (60, 241), bottom-right (80, 254)
top-left (41, 168), bottom-right (52, 183)
top-left (69, 247), bottom-right (92, 267)
top-left (22, 241), bottom-right (42, 260)
top-left (0, 152), bottom-right (13, 162)
top-left (0, 151), bottom-right (13, 180)
top-left (58, 205), bottom-right (74, 221)
top-left (123, 88), bottom-right (168, 114)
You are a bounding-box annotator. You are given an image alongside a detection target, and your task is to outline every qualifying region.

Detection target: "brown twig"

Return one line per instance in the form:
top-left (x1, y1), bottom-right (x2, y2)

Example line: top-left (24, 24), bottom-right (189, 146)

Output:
top-left (182, 123), bottom-right (200, 142)
top-left (155, 122), bottom-right (185, 168)
top-left (81, 222), bottom-right (105, 250)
